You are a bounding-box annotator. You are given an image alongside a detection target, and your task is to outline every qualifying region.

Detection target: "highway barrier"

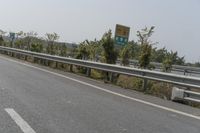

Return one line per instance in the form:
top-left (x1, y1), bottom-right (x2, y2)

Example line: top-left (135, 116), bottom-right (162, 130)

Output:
top-left (0, 46), bottom-right (200, 103)
top-left (117, 59), bottom-right (200, 76)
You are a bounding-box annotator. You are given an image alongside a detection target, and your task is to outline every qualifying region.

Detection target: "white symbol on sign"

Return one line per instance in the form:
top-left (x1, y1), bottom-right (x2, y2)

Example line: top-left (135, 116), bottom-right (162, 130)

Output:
top-left (116, 37), bottom-right (119, 41)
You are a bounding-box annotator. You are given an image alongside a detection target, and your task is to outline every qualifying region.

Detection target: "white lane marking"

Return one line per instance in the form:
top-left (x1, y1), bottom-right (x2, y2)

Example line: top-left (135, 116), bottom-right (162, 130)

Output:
top-left (1, 56), bottom-right (200, 120)
top-left (5, 108), bottom-right (36, 133)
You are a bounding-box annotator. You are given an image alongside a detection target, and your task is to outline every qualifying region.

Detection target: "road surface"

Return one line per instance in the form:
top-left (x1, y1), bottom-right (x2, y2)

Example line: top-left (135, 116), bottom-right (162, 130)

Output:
top-left (0, 55), bottom-right (199, 133)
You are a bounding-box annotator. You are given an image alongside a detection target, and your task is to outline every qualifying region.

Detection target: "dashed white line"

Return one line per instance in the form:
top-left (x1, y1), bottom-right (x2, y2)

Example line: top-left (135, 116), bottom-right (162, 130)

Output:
top-left (1, 56), bottom-right (200, 121)
top-left (5, 108), bottom-right (36, 133)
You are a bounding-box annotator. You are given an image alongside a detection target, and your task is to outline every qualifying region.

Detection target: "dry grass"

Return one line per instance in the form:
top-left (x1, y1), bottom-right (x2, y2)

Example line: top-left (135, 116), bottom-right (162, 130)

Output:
top-left (116, 75), bottom-right (172, 100)
top-left (91, 69), bottom-right (104, 79)
top-left (146, 81), bottom-right (172, 100)
top-left (116, 75), bottom-right (143, 91)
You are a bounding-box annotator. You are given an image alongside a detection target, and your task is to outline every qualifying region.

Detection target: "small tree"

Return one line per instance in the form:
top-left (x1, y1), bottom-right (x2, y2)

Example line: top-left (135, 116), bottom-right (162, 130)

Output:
top-left (88, 39), bottom-right (101, 61)
top-left (0, 35), bottom-right (4, 46)
top-left (45, 32), bottom-right (59, 55)
top-left (137, 26), bottom-right (156, 69)
top-left (128, 40), bottom-right (140, 60)
top-left (162, 57), bottom-right (173, 72)
top-left (23, 31), bottom-right (38, 50)
top-left (168, 51), bottom-right (185, 65)
top-left (120, 44), bottom-right (132, 66)
top-left (151, 47), bottom-right (168, 63)
top-left (100, 30), bottom-right (118, 82)
top-left (30, 42), bottom-right (43, 53)
top-left (76, 40), bottom-right (90, 60)
top-left (70, 44), bottom-right (78, 58)
top-left (162, 50), bottom-right (185, 72)
top-left (101, 30), bottom-right (117, 64)
top-left (176, 56), bottom-right (185, 65)
top-left (0, 30), bottom-right (6, 46)
top-left (60, 44), bottom-right (67, 57)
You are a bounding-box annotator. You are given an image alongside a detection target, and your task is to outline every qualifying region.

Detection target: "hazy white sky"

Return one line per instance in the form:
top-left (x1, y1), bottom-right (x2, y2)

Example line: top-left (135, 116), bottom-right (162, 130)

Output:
top-left (0, 0), bottom-right (200, 62)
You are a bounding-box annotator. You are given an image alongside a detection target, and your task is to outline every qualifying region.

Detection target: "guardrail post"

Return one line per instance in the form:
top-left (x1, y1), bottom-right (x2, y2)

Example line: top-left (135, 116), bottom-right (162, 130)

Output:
top-left (24, 55), bottom-right (27, 61)
top-left (69, 64), bottom-right (73, 72)
top-left (33, 56), bottom-right (36, 62)
top-left (143, 78), bottom-right (148, 91)
top-left (142, 72), bottom-right (148, 91)
top-left (44, 59), bottom-right (47, 65)
top-left (41, 59), bottom-right (45, 65)
top-left (184, 69), bottom-right (187, 75)
top-left (110, 72), bottom-right (114, 83)
top-left (55, 61), bottom-right (58, 68)
top-left (32, 56), bottom-right (35, 63)
top-left (103, 72), bottom-right (109, 83)
top-left (86, 68), bottom-right (91, 77)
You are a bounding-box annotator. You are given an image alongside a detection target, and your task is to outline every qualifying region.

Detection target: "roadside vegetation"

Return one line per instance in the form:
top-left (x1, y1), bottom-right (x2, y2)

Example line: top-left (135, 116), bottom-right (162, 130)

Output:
top-left (0, 28), bottom-right (199, 107)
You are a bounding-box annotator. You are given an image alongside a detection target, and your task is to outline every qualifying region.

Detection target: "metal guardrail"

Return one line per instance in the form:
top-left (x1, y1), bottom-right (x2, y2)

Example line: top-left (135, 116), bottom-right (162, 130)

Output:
top-left (0, 46), bottom-right (200, 89)
top-left (133, 60), bottom-right (200, 75)
top-left (1, 46), bottom-right (200, 103)
top-left (117, 59), bottom-right (200, 76)
top-left (0, 46), bottom-right (200, 92)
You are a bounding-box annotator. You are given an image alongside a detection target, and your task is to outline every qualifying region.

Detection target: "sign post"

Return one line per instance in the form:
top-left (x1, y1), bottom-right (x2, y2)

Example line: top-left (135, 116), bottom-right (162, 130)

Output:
top-left (114, 24), bottom-right (130, 46)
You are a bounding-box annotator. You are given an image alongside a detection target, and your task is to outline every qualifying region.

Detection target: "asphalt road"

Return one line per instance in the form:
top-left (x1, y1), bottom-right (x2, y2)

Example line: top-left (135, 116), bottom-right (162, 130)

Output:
top-left (0, 55), bottom-right (200, 133)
